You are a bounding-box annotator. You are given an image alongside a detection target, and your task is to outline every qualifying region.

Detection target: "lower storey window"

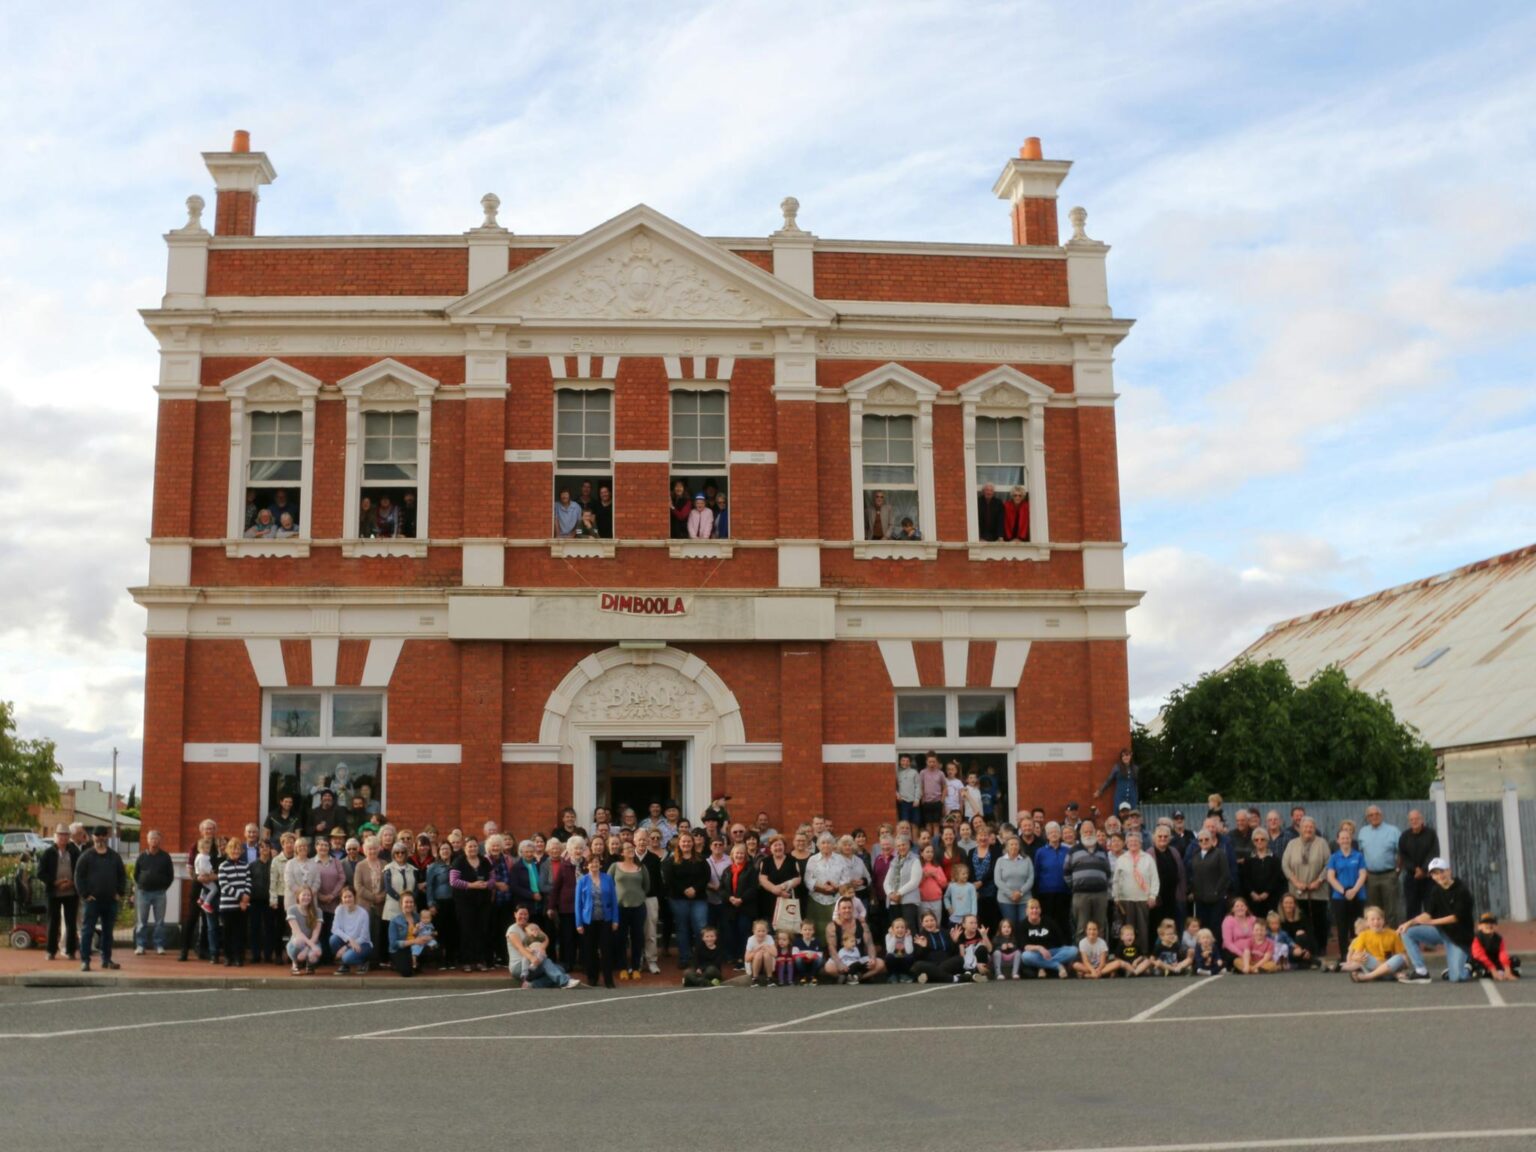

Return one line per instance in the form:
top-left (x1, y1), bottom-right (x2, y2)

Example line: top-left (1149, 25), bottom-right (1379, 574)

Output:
top-left (264, 689), bottom-right (385, 828)
top-left (669, 475), bottom-right (730, 540)
top-left (266, 754), bottom-right (383, 826)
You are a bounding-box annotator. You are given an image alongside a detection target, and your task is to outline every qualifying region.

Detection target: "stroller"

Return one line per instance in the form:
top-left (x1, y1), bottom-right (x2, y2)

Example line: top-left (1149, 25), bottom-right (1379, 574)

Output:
top-left (3, 855), bottom-right (48, 949)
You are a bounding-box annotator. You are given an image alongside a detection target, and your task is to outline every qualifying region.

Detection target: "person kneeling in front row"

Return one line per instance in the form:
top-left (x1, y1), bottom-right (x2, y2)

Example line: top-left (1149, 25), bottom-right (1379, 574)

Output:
top-left (329, 885), bottom-right (373, 975)
top-left (683, 924), bottom-right (726, 986)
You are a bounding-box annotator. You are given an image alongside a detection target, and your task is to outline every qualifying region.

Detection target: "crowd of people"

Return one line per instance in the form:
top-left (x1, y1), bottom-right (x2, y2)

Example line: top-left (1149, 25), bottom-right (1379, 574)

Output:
top-left (28, 767), bottom-right (1521, 990)
top-left (549, 479), bottom-right (732, 540)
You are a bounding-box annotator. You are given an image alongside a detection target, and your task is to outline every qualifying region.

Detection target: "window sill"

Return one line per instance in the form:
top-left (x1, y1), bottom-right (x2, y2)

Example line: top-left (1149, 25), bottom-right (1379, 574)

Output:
top-left (550, 539), bottom-right (616, 559)
top-left (968, 543), bottom-right (1050, 562)
top-left (853, 542), bottom-right (938, 561)
top-left (668, 540), bottom-right (734, 560)
top-left (341, 539), bottom-right (428, 559)
top-left (225, 540), bottom-right (311, 559)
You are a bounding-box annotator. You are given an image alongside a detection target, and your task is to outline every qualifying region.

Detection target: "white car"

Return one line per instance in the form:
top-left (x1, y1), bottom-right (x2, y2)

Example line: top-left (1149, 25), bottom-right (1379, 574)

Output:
top-left (0, 831), bottom-right (51, 856)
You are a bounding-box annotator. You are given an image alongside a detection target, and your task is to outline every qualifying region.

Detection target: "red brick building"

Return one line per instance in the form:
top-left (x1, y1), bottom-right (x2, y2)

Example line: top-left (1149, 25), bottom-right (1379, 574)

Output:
top-left (135, 133), bottom-right (1138, 857)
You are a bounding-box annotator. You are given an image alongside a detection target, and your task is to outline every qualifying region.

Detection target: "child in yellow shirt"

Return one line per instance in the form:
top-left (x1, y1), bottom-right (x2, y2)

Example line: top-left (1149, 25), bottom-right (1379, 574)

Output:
top-left (1342, 905), bottom-right (1408, 983)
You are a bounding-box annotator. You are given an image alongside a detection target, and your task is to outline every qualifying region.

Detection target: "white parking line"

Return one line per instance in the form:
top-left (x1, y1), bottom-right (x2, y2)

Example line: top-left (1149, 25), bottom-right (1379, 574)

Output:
top-left (1481, 979), bottom-right (1507, 1007)
top-left (342, 985), bottom-right (717, 1039)
top-left (1016, 1127), bottom-right (1536, 1152)
top-left (362, 998), bottom-right (1534, 1041)
top-left (741, 982), bottom-right (954, 1034)
top-left (1128, 973), bottom-right (1222, 1022)
top-left (0, 987), bottom-right (510, 1040)
top-left (0, 989), bottom-right (221, 1009)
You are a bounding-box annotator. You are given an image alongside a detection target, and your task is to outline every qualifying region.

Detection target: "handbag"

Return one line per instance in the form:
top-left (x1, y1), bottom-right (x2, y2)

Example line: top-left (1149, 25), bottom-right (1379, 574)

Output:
top-left (772, 895), bottom-right (802, 934)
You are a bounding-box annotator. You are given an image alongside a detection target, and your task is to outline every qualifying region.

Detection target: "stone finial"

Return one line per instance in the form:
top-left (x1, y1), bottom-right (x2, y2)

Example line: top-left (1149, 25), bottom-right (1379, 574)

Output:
top-left (480, 193), bottom-right (502, 229)
top-left (177, 194), bottom-right (207, 234)
top-left (1068, 205), bottom-right (1090, 242)
top-left (779, 196), bottom-right (804, 234)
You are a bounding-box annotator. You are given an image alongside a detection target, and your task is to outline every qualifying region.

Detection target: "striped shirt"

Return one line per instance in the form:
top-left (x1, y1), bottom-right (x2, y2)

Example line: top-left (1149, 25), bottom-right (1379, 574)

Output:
top-left (217, 858), bottom-right (252, 911)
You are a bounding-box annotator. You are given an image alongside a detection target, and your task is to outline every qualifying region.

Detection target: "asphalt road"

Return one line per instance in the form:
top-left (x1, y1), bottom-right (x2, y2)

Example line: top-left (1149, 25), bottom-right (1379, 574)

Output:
top-left (2, 974), bottom-right (1534, 1151)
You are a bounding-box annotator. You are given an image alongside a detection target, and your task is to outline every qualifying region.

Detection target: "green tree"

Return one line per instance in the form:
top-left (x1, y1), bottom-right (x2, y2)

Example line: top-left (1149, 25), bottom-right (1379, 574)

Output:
top-left (1138, 660), bottom-right (1436, 803)
top-left (0, 700), bottom-right (62, 826)
top-left (126, 783), bottom-right (137, 809)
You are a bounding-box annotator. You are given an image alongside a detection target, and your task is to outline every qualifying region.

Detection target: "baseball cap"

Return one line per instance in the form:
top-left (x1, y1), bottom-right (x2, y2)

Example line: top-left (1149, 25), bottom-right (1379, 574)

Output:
top-left (91, 825), bottom-right (110, 837)
top-left (1065, 801), bottom-right (1080, 811)
top-left (1171, 810), bottom-right (1185, 820)
top-left (1427, 857), bottom-right (1450, 872)
top-left (1117, 802), bottom-right (1132, 812)
top-left (1479, 912), bottom-right (1498, 925)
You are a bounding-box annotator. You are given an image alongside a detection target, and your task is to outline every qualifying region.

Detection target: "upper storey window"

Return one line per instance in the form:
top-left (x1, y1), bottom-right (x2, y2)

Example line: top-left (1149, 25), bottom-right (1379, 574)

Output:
top-left (961, 366), bottom-right (1053, 558)
top-left (554, 386), bottom-right (613, 539)
top-left (669, 387), bottom-right (729, 541)
top-left (845, 364), bottom-right (939, 558)
top-left (221, 359), bottom-right (322, 556)
top-left (338, 359), bottom-right (438, 555)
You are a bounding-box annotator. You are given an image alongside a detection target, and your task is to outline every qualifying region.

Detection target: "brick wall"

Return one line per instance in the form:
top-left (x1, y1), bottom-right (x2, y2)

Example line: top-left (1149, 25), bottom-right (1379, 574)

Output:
top-left (206, 248), bottom-right (470, 295)
top-left (814, 253), bottom-right (1067, 305)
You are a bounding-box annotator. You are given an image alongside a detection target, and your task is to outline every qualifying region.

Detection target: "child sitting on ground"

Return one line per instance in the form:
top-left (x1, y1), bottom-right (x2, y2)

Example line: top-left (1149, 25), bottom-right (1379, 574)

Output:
top-left (944, 860), bottom-right (977, 928)
top-left (1151, 919), bottom-right (1191, 975)
top-left (951, 915), bottom-right (990, 983)
top-left (791, 920), bottom-right (825, 984)
top-left (884, 917), bottom-right (916, 982)
top-left (991, 918), bottom-right (1022, 980)
top-left (1192, 928), bottom-right (1224, 975)
top-left (774, 930), bottom-right (796, 986)
top-left (1072, 921), bottom-right (1116, 979)
top-left (1234, 920), bottom-right (1281, 974)
top-left (1180, 915), bottom-right (1202, 958)
top-left (1471, 913), bottom-right (1522, 980)
top-left (683, 925), bottom-right (726, 986)
top-left (743, 919), bottom-right (778, 987)
top-left (412, 905), bottom-right (439, 964)
top-left (1265, 911), bottom-right (1295, 970)
top-left (1341, 905), bottom-right (1408, 983)
top-left (1112, 922), bottom-right (1151, 976)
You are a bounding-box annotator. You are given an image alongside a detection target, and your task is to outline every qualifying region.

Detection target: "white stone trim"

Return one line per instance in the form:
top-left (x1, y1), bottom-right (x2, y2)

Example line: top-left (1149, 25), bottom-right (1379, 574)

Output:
top-left (729, 450), bottom-right (776, 466)
top-left (244, 638), bottom-right (287, 687)
top-left (968, 544), bottom-right (1050, 563)
top-left (502, 743), bottom-right (564, 763)
top-left (1014, 742), bottom-right (1093, 762)
top-left (821, 744), bottom-right (897, 763)
top-left (721, 743), bottom-right (783, 763)
top-left (613, 449), bottom-right (670, 464)
top-left (663, 356), bottom-right (682, 379)
top-left (337, 359), bottom-right (440, 544)
top-left (942, 640), bottom-right (969, 687)
top-left (853, 542), bottom-right (937, 562)
top-left (505, 448), bottom-right (554, 463)
top-left (991, 641), bottom-right (1032, 688)
top-left (147, 542), bottom-right (192, 587)
top-left (385, 744), bottom-right (462, 764)
top-left (878, 640), bottom-right (920, 688)
top-left (183, 743), bottom-right (262, 763)
top-left (461, 542), bottom-right (505, 587)
top-left (221, 359), bottom-right (323, 545)
top-left (1082, 545), bottom-right (1126, 591)
top-left (777, 543), bottom-right (820, 589)
top-left (361, 637), bottom-right (404, 687)
top-left (550, 540), bottom-right (617, 559)
top-left (311, 637), bottom-right (339, 687)
top-left (668, 541), bottom-right (733, 560)
top-left (960, 366), bottom-right (1052, 548)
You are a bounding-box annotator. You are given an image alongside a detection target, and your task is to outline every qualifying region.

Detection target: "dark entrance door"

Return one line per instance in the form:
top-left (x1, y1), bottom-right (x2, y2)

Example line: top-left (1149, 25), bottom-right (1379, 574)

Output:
top-left (596, 740), bottom-right (685, 819)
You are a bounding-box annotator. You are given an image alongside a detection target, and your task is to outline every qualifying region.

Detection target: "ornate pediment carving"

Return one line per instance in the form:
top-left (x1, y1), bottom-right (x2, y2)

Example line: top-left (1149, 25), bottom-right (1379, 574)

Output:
top-left (514, 231), bottom-right (795, 322)
top-left (246, 379), bottom-right (299, 403)
top-left (980, 383), bottom-right (1031, 409)
top-left (360, 377), bottom-right (416, 402)
top-left (567, 664), bottom-right (715, 723)
top-left (866, 381), bottom-right (914, 406)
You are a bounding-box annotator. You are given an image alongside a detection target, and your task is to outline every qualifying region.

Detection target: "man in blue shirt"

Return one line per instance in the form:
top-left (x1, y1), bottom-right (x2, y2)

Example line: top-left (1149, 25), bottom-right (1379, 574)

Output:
top-left (1355, 806), bottom-right (1401, 924)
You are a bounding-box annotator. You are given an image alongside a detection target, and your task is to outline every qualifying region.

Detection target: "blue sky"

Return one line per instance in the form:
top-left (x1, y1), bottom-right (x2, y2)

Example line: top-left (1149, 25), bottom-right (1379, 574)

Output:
top-left (1, 1), bottom-right (1532, 791)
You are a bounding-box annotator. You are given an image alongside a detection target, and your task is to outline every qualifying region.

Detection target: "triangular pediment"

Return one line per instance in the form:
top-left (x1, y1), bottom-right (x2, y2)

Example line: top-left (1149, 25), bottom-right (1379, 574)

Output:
top-left (448, 205), bottom-right (834, 325)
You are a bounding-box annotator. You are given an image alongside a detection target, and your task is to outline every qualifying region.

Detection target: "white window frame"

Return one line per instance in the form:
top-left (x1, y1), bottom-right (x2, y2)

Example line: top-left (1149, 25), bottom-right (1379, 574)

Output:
top-left (221, 359), bottom-right (322, 558)
top-left (960, 366), bottom-right (1052, 560)
top-left (338, 359), bottom-right (439, 558)
top-left (668, 381), bottom-right (733, 559)
top-left (552, 382), bottom-right (616, 557)
top-left (893, 689), bottom-right (1017, 822)
top-left (845, 363), bottom-right (939, 560)
top-left (259, 688), bottom-right (388, 827)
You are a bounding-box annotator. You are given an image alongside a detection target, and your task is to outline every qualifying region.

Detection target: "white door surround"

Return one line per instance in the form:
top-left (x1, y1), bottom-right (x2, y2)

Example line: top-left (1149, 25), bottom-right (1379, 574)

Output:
top-left (538, 646), bottom-right (746, 823)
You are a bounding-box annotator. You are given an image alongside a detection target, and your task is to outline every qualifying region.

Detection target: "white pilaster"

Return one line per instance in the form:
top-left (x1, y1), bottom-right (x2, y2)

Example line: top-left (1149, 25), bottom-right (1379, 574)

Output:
top-left (1502, 783), bottom-right (1529, 921)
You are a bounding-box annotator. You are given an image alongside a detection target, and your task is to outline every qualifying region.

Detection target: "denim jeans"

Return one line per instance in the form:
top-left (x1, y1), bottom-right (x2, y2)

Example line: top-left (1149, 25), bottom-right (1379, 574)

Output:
top-left (1019, 945), bottom-right (1079, 972)
top-left (1401, 924), bottom-right (1470, 981)
top-left (1362, 952), bottom-right (1406, 975)
top-left (669, 898), bottom-right (708, 967)
top-left (81, 898), bottom-right (117, 964)
top-left (136, 890), bottom-right (168, 950)
top-left (528, 957), bottom-right (572, 988)
top-left (329, 934), bottom-right (373, 967)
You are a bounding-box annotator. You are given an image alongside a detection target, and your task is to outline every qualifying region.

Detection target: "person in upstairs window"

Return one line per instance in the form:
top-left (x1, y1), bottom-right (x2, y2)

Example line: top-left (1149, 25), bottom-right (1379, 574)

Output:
top-left (578, 480), bottom-right (594, 510)
top-left (244, 509), bottom-right (276, 539)
top-left (553, 488), bottom-right (581, 537)
top-left (712, 492), bottom-right (729, 538)
top-left (358, 496), bottom-right (378, 538)
top-left (866, 490), bottom-right (894, 540)
top-left (274, 511), bottom-right (299, 539)
top-left (1003, 484), bottom-right (1030, 541)
top-left (399, 491), bottom-right (417, 538)
top-left (268, 488), bottom-right (296, 525)
top-left (977, 482), bottom-right (1006, 541)
top-left (375, 495), bottom-right (399, 538)
top-left (593, 485), bottom-right (614, 538)
top-left (571, 509), bottom-right (601, 538)
top-left (244, 491), bottom-right (261, 529)
top-left (893, 516), bottom-right (922, 541)
top-left (687, 493), bottom-right (714, 539)
top-left (670, 479), bottom-right (691, 539)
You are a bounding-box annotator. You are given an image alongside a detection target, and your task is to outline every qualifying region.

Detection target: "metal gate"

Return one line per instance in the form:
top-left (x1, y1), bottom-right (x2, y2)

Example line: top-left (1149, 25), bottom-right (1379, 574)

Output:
top-left (1448, 800), bottom-right (1510, 918)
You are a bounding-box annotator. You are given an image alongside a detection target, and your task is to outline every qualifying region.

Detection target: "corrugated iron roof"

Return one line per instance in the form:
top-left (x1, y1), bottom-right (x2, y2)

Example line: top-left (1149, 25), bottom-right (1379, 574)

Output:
top-left (1233, 544), bottom-right (1536, 750)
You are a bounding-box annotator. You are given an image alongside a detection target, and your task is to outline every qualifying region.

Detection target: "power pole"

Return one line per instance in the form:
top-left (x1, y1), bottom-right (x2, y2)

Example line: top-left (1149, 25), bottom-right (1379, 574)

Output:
top-left (111, 747), bottom-right (119, 850)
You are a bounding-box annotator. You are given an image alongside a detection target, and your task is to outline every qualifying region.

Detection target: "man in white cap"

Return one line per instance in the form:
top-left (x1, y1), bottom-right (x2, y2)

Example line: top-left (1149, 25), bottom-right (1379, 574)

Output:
top-left (1397, 857), bottom-right (1475, 982)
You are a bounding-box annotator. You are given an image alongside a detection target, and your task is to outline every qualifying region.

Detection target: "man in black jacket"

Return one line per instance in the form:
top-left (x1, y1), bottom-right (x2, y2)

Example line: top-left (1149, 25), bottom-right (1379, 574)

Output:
top-left (75, 827), bottom-right (128, 971)
top-left (37, 825), bottom-right (80, 961)
top-left (133, 830), bottom-right (175, 955)
top-left (976, 483), bottom-right (1006, 542)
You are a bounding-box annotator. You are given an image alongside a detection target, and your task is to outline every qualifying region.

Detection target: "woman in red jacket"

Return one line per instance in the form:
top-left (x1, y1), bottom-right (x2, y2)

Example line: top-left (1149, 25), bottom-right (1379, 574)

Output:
top-left (1003, 485), bottom-right (1030, 542)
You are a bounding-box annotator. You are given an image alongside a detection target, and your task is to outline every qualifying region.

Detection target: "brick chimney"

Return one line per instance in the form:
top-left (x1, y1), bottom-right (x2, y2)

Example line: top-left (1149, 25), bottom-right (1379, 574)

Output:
top-left (202, 129), bottom-right (276, 236)
top-left (993, 136), bottom-right (1072, 246)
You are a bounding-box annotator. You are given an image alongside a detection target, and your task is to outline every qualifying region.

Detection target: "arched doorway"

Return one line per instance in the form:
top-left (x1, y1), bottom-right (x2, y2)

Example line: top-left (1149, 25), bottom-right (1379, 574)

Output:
top-left (539, 646), bottom-right (745, 823)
